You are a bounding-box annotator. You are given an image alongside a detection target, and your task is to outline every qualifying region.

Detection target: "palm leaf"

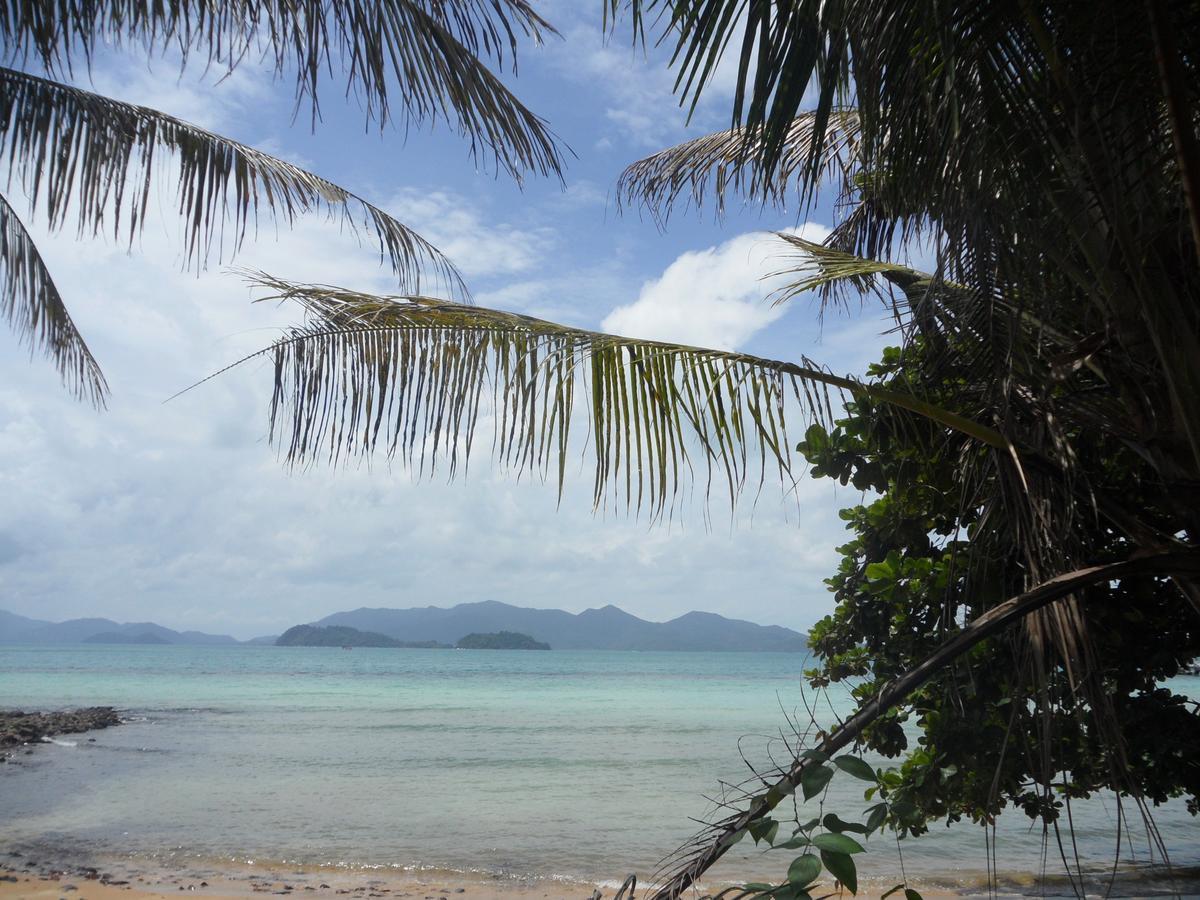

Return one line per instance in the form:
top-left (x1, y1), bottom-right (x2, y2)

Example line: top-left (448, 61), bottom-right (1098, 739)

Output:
top-left (617, 111), bottom-right (860, 222)
top-left (0, 0), bottom-right (564, 181)
top-left (0, 190), bottom-right (106, 405)
top-left (0, 66), bottom-right (464, 297)
top-left (183, 274), bottom-right (1017, 520)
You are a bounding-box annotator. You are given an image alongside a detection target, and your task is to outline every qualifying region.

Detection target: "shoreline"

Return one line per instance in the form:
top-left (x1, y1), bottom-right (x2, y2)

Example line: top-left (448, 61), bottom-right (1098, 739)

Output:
top-left (0, 859), bottom-right (975, 900)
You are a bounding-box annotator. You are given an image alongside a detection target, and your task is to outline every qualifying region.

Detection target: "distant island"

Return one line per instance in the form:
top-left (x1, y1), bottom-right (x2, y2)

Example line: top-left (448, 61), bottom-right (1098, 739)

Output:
top-left (82, 631), bottom-right (169, 645)
top-left (276, 625), bottom-right (449, 649)
top-left (456, 631), bottom-right (550, 650)
top-left (1, 601), bottom-right (809, 651)
top-left (317, 600), bottom-right (808, 652)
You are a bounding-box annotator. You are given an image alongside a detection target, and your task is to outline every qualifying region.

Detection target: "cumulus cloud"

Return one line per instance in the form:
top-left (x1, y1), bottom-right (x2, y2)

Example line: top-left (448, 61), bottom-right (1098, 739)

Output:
top-left (600, 224), bottom-right (831, 351)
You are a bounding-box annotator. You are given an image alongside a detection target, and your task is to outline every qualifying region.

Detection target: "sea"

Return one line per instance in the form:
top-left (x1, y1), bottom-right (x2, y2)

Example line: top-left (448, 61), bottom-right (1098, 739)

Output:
top-left (1, 645), bottom-right (1197, 895)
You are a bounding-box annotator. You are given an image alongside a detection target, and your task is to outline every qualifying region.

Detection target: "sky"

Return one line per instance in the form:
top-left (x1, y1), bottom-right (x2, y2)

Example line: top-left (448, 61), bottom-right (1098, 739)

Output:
top-left (0, 3), bottom-right (904, 639)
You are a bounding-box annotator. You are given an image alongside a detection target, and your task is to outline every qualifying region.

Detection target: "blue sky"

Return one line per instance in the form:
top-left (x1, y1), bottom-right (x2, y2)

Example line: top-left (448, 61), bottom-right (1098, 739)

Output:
top-left (0, 3), bottom-right (901, 638)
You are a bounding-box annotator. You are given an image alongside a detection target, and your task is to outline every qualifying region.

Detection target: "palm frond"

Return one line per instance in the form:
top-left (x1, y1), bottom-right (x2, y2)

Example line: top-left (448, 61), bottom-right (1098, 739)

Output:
top-left (188, 274), bottom-right (1015, 519)
top-left (0, 190), bottom-right (106, 405)
top-left (766, 232), bottom-right (919, 307)
top-left (616, 111), bottom-right (860, 222)
top-left (0, 0), bottom-right (565, 181)
top-left (0, 66), bottom-right (464, 296)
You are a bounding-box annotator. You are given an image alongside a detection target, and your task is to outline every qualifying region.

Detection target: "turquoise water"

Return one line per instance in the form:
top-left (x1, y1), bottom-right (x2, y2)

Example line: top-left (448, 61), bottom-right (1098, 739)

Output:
top-left (1, 645), bottom-right (1197, 891)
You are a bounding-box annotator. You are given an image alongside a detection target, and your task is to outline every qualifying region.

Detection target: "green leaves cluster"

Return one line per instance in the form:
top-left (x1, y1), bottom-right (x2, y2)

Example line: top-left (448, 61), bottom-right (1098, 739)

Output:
top-left (739, 755), bottom-right (925, 900)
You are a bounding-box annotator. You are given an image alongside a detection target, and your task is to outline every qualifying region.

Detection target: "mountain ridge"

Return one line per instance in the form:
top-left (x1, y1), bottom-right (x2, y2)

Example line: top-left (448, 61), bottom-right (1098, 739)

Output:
top-left (319, 600), bottom-right (807, 651)
top-left (0, 603), bottom-right (809, 651)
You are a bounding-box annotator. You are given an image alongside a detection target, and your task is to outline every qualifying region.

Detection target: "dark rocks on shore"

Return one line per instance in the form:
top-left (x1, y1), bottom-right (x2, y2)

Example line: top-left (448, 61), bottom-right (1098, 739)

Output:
top-left (0, 707), bottom-right (122, 760)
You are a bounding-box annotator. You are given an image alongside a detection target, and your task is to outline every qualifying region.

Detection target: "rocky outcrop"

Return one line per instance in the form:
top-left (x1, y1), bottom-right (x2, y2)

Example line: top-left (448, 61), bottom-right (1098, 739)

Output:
top-left (0, 707), bottom-right (122, 760)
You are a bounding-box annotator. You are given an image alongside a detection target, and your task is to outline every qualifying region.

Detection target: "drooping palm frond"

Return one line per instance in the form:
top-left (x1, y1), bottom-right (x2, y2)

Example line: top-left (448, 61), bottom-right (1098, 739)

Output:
top-left (616, 111), bottom-right (860, 222)
top-left (187, 273), bottom-right (1015, 519)
top-left (0, 66), bottom-right (465, 296)
top-left (0, 0), bottom-right (565, 181)
top-left (0, 190), bottom-right (106, 405)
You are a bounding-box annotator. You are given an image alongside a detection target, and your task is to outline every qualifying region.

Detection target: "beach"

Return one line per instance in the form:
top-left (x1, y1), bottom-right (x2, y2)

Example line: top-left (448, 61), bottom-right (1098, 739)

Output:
top-left (1, 861), bottom-right (977, 900)
top-left (0, 861), bottom-right (615, 900)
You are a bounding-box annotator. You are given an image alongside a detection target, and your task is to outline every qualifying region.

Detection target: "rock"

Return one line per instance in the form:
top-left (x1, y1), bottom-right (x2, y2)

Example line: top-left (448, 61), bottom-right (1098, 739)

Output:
top-left (0, 708), bottom-right (122, 760)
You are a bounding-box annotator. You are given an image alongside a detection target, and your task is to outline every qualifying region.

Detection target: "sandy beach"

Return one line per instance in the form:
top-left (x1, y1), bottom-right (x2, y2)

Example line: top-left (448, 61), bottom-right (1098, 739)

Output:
top-left (0, 863), bottom-right (614, 900)
top-left (0, 861), bottom-right (971, 900)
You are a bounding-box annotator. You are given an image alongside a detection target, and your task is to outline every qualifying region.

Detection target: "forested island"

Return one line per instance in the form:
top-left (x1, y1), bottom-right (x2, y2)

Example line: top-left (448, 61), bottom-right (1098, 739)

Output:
top-left (456, 631), bottom-right (550, 650)
top-left (275, 625), bottom-right (448, 649)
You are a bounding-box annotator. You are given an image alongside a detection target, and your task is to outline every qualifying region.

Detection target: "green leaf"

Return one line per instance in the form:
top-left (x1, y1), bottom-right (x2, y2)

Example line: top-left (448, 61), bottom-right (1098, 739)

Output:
top-left (788, 854), bottom-right (822, 889)
top-left (864, 803), bottom-right (888, 833)
top-left (822, 813), bottom-right (869, 835)
top-left (864, 560), bottom-right (893, 582)
top-left (742, 883), bottom-right (774, 893)
top-left (819, 850), bottom-right (857, 895)
top-left (811, 833), bottom-right (866, 854)
top-left (833, 755), bottom-right (877, 782)
top-left (904, 890), bottom-right (923, 900)
top-left (771, 836), bottom-right (813, 850)
top-left (801, 748), bottom-right (830, 763)
top-left (880, 884), bottom-right (905, 899)
top-left (748, 818), bottom-right (780, 845)
top-left (801, 764), bottom-right (835, 800)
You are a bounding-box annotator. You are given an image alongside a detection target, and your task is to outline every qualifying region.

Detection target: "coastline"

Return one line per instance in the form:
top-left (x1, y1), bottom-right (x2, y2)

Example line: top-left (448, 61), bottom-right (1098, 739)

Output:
top-left (0, 860), bottom-right (974, 900)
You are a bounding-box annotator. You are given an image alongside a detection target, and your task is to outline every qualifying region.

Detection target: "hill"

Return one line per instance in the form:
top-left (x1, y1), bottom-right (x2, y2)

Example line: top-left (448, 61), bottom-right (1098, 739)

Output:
top-left (0, 610), bottom-right (239, 645)
top-left (82, 631), bottom-right (170, 645)
top-left (320, 601), bottom-right (807, 652)
top-left (457, 631), bottom-right (550, 650)
top-left (275, 625), bottom-right (449, 649)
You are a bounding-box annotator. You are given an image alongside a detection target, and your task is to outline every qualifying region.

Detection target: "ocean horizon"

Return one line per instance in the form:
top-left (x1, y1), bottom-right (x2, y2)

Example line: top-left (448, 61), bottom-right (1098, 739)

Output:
top-left (3, 645), bottom-right (1197, 894)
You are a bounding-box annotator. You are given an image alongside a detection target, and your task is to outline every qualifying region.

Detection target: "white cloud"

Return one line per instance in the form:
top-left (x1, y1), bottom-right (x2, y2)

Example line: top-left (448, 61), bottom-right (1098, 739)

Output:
top-left (386, 189), bottom-right (553, 280)
top-left (86, 55), bottom-right (272, 133)
top-left (601, 224), bottom-right (830, 350)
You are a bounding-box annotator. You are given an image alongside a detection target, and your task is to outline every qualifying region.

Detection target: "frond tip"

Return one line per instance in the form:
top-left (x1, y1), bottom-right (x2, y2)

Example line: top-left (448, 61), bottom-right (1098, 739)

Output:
top-left (0, 191), bottom-right (107, 405)
top-left (204, 274), bottom-right (854, 518)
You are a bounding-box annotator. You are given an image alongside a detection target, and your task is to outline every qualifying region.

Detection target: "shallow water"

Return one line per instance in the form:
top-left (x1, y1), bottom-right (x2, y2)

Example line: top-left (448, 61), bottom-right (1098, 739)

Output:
top-left (1, 645), bottom-right (1197, 892)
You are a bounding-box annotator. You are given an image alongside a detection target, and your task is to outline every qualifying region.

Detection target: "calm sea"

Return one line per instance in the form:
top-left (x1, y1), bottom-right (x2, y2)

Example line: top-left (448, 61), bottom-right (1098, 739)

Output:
top-left (1, 645), bottom-right (1197, 892)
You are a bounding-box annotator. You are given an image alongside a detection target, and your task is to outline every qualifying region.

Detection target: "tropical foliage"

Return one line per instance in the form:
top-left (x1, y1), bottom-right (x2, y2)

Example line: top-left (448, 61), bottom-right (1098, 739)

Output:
top-left (801, 342), bottom-right (1200, 828)
top-left (0, 0), bottom-right (563, 403)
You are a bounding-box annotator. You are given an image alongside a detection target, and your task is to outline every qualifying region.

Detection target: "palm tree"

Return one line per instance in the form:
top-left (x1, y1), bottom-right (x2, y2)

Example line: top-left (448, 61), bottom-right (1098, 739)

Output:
top-left (0, 0), bottom-right (564, 405)
top-left (206, 2), bottom-right (1200, 895)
